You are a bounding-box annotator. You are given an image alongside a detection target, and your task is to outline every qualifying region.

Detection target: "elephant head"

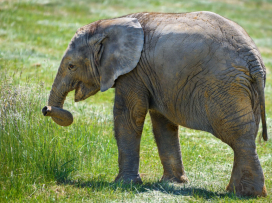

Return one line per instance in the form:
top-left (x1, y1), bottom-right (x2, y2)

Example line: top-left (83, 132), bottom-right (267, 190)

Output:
top-left (42, 18), bottom-right (144, 126)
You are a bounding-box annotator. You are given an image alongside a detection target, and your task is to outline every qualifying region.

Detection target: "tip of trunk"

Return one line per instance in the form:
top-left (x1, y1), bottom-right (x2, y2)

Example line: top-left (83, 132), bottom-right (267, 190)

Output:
top-left (42, 106), bottom-right (51, 116)
top-left (42, 106), bottom-right (73, 126)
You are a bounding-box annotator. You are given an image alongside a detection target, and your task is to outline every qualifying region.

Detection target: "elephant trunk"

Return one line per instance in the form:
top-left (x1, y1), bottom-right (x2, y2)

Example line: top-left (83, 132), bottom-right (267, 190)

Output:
top-left (42, 106), bottom-right (73, 126)
top-left (42, 73), bottom-right (73, 127)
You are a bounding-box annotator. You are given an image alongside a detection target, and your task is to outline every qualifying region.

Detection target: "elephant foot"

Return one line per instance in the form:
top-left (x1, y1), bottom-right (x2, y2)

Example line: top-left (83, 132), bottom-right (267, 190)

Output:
top-left (114, 173), bottom-right (143, 184)
top-left (161, 174), bottom-right (189, 183)
top-left (226, 181), bottom-right (267, 197)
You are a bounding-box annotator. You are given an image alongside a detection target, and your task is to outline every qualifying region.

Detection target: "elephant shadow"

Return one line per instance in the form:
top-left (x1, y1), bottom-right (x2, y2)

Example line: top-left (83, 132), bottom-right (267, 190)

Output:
top-left (59, 179), bottom-right (254, 200)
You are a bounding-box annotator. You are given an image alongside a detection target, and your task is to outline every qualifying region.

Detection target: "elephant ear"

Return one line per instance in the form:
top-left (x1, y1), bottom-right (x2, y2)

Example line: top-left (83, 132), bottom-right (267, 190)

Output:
top-left (90, 18), bottom-right (144, 92)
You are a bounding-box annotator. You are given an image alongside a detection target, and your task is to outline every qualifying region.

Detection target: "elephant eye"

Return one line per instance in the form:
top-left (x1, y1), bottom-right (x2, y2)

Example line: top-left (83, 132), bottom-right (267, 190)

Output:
top-left (68, 64), bottom-right (75, 70)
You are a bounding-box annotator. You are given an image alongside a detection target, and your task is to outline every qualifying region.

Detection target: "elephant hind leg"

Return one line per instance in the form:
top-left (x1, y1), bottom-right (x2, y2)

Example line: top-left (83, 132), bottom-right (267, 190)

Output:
top-left (149, 110), bottom-right (188, 183)
top-left (209, 99), bottom-right (266, 197)
top-left (226, 139), bottom-right (267, 197)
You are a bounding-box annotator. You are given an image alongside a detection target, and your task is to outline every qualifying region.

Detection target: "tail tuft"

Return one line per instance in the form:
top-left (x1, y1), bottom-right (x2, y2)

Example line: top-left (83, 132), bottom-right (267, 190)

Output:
top-left (262, 126), bottom-right (268, 141)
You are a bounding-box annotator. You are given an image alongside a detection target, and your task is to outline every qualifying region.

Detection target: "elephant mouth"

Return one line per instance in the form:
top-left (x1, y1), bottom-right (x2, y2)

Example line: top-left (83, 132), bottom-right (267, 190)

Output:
top-left (74, 82), bottom-right (99, 102)
top-left (75, 82), bottom-right (83, 102)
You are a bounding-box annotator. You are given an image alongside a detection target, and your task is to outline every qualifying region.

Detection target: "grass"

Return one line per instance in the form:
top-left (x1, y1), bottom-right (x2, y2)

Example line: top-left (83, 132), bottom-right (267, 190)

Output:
top-left (0, 0), bottom-right (272, 202)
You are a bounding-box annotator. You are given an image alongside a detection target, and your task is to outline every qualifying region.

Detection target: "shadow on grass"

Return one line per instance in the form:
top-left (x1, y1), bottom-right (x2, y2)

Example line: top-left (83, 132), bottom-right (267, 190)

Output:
top-left (57, 178), bottom-right (254, 200)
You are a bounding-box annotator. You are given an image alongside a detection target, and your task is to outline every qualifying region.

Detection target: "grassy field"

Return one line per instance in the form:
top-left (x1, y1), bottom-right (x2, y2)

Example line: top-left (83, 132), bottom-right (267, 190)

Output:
top-left (0, 0), bottom-right (272, 202)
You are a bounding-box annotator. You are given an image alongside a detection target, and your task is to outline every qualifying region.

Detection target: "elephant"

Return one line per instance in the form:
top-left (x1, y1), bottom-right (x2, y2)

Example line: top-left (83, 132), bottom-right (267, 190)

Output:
top-left (42, 11), bottom-right (268, 197)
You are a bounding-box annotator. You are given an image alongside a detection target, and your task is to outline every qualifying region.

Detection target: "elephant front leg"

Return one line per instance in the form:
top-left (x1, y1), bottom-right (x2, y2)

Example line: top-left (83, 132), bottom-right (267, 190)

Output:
top-left (113, 90), bottom-right (148, 184)
top-left (114, 117), bottom-right (143, 184)
top-left (150, 110), bottom-right (188, 183)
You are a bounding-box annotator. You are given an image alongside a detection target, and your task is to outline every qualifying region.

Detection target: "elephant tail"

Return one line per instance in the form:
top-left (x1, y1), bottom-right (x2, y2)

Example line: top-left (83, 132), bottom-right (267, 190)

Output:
top-left (256, 76), bottom-right (268, 141)
top-left (248, 56), bottom-right (268, 141)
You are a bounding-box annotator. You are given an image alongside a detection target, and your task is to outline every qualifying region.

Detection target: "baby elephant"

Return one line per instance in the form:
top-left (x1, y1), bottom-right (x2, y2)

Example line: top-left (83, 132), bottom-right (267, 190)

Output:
top-left (42, 12), bottom-right (268, 197)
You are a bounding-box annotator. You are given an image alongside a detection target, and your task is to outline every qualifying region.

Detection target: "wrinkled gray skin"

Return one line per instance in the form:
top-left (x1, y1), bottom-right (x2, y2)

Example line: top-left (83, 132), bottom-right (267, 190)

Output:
top-left (42, 12), bottom-right (268, 197)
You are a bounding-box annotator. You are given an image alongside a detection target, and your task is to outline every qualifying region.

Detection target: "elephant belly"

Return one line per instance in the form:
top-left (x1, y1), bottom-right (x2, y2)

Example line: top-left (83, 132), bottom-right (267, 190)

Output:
top-left (148, 80), bottom-right (214, 134)
top-left (147, 65), bottom-right (253, 136)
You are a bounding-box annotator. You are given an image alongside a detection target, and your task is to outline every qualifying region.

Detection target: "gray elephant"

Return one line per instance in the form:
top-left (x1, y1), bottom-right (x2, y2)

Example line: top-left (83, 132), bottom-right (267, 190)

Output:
top-left (42, 12), bottom-right (268, 197)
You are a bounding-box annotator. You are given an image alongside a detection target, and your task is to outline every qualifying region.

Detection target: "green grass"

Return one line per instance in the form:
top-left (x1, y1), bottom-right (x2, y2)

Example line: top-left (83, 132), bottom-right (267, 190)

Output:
top-left (0, 0), bottom-right (272, 202)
